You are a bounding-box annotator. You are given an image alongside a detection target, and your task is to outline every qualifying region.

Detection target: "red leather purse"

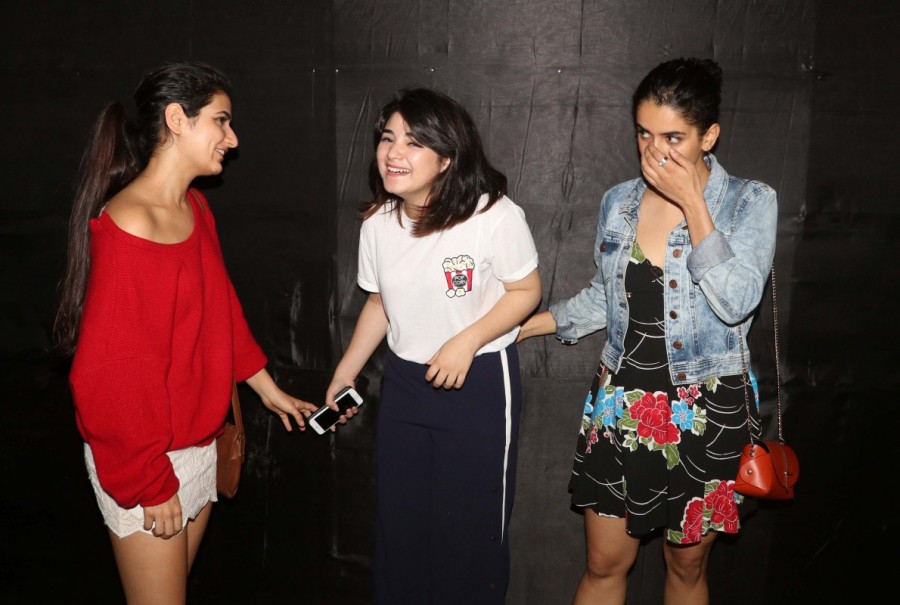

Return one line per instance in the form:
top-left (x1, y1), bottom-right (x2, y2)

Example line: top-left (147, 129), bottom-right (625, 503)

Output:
top-left (733, 268), bottom-right (799, 500)
top-left (734, 439), bottom-right (799, 499)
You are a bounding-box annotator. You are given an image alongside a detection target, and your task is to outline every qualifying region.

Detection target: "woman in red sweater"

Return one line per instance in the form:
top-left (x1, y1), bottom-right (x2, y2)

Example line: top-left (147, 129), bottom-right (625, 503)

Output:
top-left (55, 61), bottom-right (319, 604)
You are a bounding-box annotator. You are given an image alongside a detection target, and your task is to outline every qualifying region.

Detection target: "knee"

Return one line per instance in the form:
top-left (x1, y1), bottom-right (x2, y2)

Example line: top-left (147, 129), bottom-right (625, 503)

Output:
top-left (664, 548), bottom-right (709, 585)
top-left (585, 551), bottom-right (630, 582)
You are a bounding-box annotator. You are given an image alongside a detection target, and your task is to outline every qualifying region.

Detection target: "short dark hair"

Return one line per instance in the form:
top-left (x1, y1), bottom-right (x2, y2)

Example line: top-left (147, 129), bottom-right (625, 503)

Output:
top-left (632, 58), bottom-right (722, 132)
top-left (363, 88), bottom-right (506, 236)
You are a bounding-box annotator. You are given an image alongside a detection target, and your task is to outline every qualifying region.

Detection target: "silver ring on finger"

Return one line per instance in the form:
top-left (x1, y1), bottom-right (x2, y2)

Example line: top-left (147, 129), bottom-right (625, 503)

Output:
top-left (658, 156), bottom-right (668, 168)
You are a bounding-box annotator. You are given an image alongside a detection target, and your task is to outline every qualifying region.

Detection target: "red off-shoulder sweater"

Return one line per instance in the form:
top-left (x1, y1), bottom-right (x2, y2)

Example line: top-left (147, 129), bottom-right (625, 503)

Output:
top-left (69, 189), bottom-right (267, 508)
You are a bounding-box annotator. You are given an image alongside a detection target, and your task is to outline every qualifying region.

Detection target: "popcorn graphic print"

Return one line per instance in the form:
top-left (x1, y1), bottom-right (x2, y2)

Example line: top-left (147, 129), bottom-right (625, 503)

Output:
top-left (443, 255), bottom-right (475, 297)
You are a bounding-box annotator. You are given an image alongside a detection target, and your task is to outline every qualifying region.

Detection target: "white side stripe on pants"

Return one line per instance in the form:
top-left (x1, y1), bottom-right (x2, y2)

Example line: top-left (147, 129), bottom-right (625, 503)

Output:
top-left (500, 348), bottom-right (512, 543)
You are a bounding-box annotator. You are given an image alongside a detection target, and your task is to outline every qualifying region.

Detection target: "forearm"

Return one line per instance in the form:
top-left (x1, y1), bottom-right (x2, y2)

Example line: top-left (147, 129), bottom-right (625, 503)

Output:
top-left (518, 310), bottom-right (557, 340)
top-left (682, 196), bottom-right (715, 247)
top-left (457, 269), bottom-right (542, 351)
top-left (244, 367), bottom-right (278, 399)
top-left (332, 293), bottom-right (389, 384)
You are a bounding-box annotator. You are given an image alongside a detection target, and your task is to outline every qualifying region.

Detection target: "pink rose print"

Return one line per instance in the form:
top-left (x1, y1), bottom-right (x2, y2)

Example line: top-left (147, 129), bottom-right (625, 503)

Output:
top-left (705, 481), bottom-right (739, 533)
top-left (631, 391), bottom-right (680, 445)
top-left (586, 426), bottom-right (599, 454)
top-left (680, 498), bottom-right (705, 544)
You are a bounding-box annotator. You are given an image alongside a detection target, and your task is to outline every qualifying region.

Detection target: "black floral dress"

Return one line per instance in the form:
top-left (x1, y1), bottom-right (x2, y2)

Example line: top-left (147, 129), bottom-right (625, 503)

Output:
top-left (569, 242), bottom-right (759, 544)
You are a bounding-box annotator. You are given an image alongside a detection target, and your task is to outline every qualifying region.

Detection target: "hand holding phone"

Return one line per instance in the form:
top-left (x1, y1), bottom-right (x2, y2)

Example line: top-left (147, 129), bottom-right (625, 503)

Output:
top-left (308, 386), bottom-right (363, 435)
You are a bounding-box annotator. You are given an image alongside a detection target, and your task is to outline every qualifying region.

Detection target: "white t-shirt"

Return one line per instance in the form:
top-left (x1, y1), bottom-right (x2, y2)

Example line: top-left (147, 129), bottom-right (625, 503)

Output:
top-left (358, 194), bottom-right (539, 364)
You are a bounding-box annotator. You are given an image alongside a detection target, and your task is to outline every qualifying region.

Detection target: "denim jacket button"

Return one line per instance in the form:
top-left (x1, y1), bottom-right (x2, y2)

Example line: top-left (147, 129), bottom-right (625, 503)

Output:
top-left (677, 372), bottom-right (687, 381)
top-left (669, 310), bottom-right (678, 319)
top-left (673, 340), bottom-right (683, 349)
top-left (668, 279), bottom-right (678, 289)
top-left (673, 249), bottom-right (682, 258)
top-left (599, 243), bottom-right (607, 252)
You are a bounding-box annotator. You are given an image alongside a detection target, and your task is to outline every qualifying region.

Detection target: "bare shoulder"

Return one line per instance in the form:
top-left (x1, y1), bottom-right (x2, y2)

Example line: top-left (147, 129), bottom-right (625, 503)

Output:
top-left (104, 188), bottom-right (156, 239)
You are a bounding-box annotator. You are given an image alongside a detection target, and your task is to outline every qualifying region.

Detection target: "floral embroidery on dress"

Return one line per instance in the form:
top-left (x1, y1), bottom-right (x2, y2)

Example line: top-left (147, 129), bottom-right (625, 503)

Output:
top-left (569, 240), bottom-right (757, 544)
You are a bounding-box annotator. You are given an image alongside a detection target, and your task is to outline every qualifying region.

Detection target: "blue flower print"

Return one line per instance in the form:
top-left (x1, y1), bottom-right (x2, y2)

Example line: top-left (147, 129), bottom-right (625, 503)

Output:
top-left (671, 399), bottom-right (695, 431)
top-left (748, 369), bottom-right (760, 410)
top-left (583, 391), bottom-right (593, 416)
top-left (599, 391), bottom-right (617, 427)
top-left (615, 386), bottom-right (625, 419)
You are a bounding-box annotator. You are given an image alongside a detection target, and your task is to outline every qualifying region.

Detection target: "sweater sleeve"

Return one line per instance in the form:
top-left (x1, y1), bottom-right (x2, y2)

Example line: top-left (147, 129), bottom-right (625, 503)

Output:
top-left (70, 225), bottom-right (181, 508)
top-left (190, 190), bottom-right (268, 380)
top-left (228, 277), bottom-right (268, 381)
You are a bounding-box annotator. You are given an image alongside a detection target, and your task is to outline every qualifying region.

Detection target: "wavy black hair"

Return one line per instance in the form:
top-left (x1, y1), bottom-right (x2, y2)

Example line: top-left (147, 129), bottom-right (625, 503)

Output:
top-left (362, 88), bottom-right (506, 236)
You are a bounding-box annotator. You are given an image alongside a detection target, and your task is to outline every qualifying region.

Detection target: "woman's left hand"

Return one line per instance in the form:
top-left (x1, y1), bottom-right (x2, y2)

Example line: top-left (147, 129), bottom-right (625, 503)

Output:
top-left (260, 390), bottom-right (317, 432)
top-left (640, 144), bottom-right (705, 214)
top-left (425, 334), bottom-right (479, 390)
top-left (246, 368), bottom-right (317, 431)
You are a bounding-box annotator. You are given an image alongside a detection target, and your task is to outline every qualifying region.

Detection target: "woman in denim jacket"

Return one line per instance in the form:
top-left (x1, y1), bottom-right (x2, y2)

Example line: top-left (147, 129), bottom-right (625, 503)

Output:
top-left (519, 58), bottom-right (777, 604)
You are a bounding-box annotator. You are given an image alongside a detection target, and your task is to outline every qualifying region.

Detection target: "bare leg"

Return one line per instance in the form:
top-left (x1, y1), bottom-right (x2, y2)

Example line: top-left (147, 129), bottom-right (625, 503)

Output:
top-left (572, 513), bottom-right (640, 605)
top-left (108, 501), bottom-right (213, 605)
top-left (662, 531), bottom-right (717, 605)
top-left (186, 501), bottom-right (212, 573)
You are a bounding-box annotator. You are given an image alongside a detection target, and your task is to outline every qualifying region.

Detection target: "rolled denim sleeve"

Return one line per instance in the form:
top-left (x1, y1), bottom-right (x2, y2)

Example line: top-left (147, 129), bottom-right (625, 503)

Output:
top-left (548, 203), bottom-right (610, 344)
top-left (686, 229), bottom-right (734, 281)
top-left (549, 274), bottom-right (608, 344)
top-left (688, 181), bottom-right (777, 324)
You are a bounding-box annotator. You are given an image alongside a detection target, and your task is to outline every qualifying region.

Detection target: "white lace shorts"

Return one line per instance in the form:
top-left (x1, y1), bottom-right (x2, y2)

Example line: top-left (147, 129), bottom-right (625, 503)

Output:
top-left (84, 441), bottom-right (218, 538)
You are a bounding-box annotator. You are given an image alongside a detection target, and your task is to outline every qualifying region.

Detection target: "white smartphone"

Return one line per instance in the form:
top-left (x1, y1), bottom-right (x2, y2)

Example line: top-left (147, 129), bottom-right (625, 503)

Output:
top-left (308, 386), bottom-right (363, 435)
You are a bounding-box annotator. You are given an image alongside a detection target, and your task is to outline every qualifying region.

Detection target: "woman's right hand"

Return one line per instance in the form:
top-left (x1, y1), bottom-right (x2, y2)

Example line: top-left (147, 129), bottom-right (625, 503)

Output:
top-left (324, 377), bottom-right (360, 430)
top-left (143, 493), bottom-right (183, 539)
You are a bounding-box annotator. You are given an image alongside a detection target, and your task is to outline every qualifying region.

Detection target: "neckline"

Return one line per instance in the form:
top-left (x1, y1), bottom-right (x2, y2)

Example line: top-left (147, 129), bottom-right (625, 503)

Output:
top-left (96, 189), bottom-right (201, 251)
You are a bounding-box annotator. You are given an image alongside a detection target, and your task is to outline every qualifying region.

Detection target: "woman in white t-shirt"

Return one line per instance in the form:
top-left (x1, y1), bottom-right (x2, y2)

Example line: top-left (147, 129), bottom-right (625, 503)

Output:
top-left (325, 88), bottom-right (541, 604)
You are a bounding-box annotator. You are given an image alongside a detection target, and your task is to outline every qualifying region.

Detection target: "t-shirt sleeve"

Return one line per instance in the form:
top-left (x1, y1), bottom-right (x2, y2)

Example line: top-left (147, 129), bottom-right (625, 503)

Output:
top-left (357, 217), bottom-right (379, 292)
top-left (490, 200), bottom-right (539, 282)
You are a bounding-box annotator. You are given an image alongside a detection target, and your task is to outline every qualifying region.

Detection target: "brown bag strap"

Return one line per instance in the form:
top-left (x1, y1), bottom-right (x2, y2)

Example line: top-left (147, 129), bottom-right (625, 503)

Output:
top-left (231, 381), bottom-right (243, 433)
top-left (738, 267), bottom-right (784, 443)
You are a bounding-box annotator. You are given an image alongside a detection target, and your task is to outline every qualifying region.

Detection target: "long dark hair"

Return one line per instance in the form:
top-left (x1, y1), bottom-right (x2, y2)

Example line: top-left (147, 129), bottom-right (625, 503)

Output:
top-left (632, 57), bottom-right (722, 132)
top-left (362, 88), bottom-right (506, 237)
top-left (54, 61), bottom-right (233, 356)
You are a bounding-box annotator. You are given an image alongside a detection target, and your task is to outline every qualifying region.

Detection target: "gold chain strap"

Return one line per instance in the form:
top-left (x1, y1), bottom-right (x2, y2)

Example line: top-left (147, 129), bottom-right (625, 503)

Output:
top-left (738, 266), bottom-right (783, 443)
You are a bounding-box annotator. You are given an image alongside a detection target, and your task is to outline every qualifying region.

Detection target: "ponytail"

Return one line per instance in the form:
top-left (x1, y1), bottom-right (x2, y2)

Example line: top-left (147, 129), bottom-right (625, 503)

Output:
top-left (54, 61), bottom-right (233, 356)
top-left (54, 102), bottom-right (141, 356)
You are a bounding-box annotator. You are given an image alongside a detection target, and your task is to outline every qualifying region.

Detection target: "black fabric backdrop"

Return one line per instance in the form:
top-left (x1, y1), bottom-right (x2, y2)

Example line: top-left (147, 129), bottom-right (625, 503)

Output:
top-left (1, 1), bottom-right (897, 603)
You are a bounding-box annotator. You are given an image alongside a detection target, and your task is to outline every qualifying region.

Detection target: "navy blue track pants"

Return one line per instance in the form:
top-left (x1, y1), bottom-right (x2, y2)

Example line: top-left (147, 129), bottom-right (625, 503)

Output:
top-left (374, 345), bottom-right (522, 605)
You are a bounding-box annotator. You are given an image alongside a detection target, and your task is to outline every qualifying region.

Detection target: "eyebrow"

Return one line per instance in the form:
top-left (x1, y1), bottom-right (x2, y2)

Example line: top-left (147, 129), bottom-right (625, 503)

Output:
top-left (381, 127), bottom-right (415, 138)
top-left (635, 122), bottom-right (687, 136)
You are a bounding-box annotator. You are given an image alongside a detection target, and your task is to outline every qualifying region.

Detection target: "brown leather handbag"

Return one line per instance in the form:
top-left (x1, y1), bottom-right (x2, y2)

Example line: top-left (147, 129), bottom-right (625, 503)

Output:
top-left (216, 382), bottom-right (244, 498)
top-left (733, 268), bottom-right (800, 500)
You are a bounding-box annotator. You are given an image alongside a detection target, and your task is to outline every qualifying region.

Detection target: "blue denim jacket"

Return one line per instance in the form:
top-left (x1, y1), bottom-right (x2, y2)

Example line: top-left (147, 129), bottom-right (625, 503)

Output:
top-left (549, 154), bottom-right (777, 385)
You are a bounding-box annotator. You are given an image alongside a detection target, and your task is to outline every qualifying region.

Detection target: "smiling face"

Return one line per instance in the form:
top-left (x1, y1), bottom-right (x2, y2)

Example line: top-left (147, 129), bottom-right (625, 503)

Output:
top-left (635, 101), bottom-right (719, 172)
top-left (181, 92), bottom-right (238, 175)
top-left (376, 112), bottom-right (450, 208)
